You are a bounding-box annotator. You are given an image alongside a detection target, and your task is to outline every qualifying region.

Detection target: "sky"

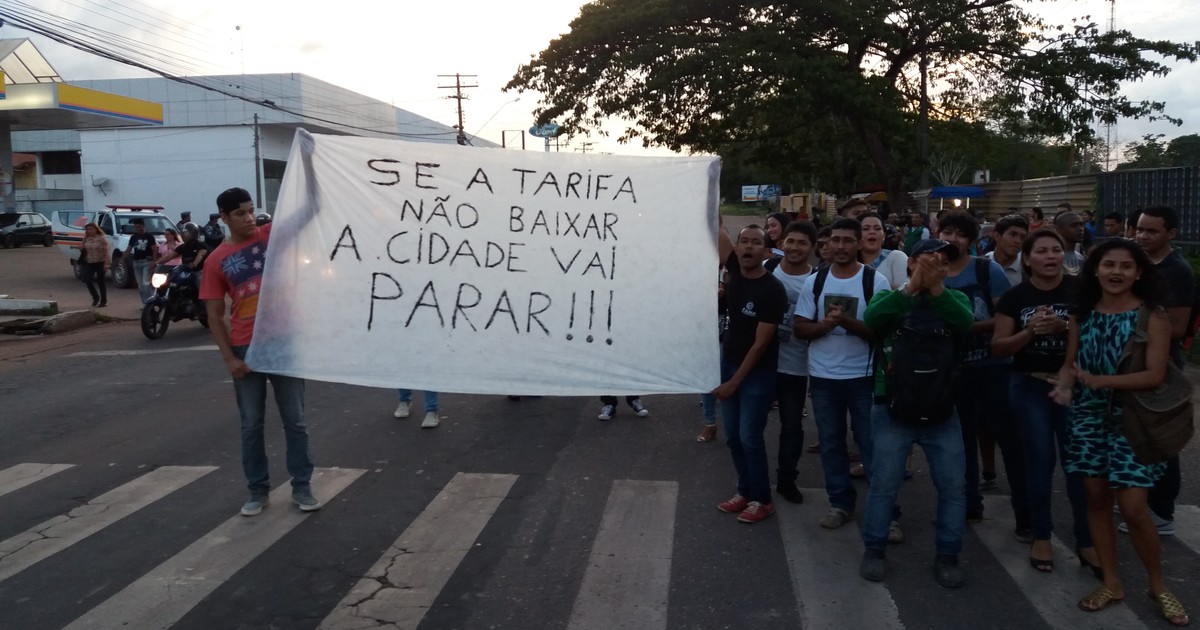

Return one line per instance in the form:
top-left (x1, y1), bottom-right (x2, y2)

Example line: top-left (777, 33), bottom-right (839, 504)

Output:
top-left (3, 0), bottom-right (1199, 161)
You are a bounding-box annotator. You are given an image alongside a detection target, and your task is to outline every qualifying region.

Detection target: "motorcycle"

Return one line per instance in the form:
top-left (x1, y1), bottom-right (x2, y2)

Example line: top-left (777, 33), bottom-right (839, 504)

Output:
top-left (140, 265), bottom-right (208, 339)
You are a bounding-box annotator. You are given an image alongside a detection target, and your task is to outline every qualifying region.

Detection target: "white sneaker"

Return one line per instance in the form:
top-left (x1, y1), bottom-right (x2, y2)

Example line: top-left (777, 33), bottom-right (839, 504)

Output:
top-left (421, 411), bottom-right (440, 428)
top-left (630, 399), bottom-right (650, 417)
top-left (393, 401), bottom-right (411, 418)
top-left (598, 404), bottom-right (615, 421)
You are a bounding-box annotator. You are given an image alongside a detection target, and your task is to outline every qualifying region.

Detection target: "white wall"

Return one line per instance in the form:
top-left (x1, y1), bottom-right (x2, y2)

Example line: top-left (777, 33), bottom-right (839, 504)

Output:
top-left (80, 126), bottom-right (257, 223)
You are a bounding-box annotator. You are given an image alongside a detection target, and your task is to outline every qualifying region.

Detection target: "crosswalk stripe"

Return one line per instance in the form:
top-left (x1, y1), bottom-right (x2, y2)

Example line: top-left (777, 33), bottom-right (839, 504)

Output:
top-left (0, 463), bottom-right (74, 498)
top-left (566, 479), bottom-right (678, 630)
top-left (978, 495), bottom-right (1148, 629)
top-left (778, 489), bottom-right (903, 629)
top-left (0, 465), bottom-right (215, 584)
top-left (1171, 505), bottom-right (1200, 555)
top-left (64, 467), bottom-right (366, 630)
top-left (318, 472), bottom-right (518, 630)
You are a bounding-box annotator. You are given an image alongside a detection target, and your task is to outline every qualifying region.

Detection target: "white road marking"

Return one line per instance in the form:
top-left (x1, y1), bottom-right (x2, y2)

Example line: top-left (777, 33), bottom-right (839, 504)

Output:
top-left (319, 472), bottom-right (518, 630)
top-left (567, 479), bottom-right (678, 630)
top-left (0, 465), bottom-right (216, 583)
top-left (0, 463), bottom-right (74, 498)
top-left (64, 467), bottom-right (366, 630)
top-left (778, 489), bottom-right (903, 630)
top-left (66, 345), bottom-right (218, 357)
top-left (1172, 504), bottom-right (1200, 557)
top-left (978, 495), bottom-right (1148, 629)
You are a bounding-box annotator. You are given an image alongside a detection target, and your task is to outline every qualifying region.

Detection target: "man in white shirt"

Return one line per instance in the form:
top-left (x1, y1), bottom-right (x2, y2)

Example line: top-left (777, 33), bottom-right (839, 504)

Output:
top-left (794, 218), bottom-right (892, 531)
top-left (983, 214), bottom-right (1029, 287)
top-left (771, 220), bottom-right (818, 503)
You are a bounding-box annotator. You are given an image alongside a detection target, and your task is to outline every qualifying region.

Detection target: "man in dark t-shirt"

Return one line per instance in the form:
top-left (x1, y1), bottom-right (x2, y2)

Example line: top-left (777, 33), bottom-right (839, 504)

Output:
top-left (125, 219), bottom-right (157, 304)
top-left (712, 220), bottom-right (787, 525)
top-left (1132, 205), bottom-right (1195, 536)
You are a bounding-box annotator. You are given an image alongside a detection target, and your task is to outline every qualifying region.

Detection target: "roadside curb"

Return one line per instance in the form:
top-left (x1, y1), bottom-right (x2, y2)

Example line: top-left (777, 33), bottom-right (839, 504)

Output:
top-left (0, 298), bottom-right (58, 316)
top-left (0, 309), bottom-right (100, 335)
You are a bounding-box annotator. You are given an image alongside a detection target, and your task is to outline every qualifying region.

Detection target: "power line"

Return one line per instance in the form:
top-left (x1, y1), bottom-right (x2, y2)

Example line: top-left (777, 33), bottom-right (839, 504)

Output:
top-left (0, 5), bottom-right (459, 139)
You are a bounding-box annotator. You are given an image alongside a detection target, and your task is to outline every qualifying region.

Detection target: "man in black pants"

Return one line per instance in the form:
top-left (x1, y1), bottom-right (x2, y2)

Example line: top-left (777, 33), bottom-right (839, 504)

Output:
top-left (1127, 205), bottom-right (1194, 536)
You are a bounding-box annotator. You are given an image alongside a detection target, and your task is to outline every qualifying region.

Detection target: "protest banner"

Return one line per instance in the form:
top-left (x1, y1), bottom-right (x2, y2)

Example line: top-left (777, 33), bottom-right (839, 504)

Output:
top-left (245, 130), bottom-right (722, 395)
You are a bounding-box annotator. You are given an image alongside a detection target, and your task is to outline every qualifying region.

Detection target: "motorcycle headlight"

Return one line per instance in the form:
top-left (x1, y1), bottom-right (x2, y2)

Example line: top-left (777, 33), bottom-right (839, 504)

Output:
top-left (151, 273), bottom-right (169, 288)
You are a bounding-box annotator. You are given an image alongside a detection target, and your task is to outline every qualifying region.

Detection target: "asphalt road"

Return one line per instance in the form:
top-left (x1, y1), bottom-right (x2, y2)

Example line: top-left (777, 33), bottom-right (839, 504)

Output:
top-left (3, 243), bottom-right (1200, 630)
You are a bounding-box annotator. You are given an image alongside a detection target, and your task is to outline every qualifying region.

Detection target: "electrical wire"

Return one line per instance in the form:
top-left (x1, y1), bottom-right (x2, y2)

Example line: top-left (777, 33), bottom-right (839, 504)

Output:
top-left (0, 3), bottom-right (460, 139)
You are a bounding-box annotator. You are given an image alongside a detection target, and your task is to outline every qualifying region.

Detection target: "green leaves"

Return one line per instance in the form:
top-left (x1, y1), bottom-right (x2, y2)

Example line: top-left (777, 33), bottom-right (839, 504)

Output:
top-left (509, 0), bottom-right (1195, 194)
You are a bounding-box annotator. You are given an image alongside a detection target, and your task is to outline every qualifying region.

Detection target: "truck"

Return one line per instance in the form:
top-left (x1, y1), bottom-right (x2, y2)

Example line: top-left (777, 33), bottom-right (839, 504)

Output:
top-left (52, 205), bottom-right (175, 288)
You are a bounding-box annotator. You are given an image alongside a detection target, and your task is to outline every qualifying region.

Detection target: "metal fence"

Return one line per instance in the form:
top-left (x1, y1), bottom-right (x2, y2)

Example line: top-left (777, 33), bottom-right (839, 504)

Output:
top-left (1096, 166), bottom-right (1200, 245)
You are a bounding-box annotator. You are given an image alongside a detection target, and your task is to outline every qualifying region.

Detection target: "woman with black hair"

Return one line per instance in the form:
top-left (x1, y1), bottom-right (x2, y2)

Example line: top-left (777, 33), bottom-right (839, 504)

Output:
top-left (1049, 239), bottom-right (1188, 626)
top-left (765, 212), bottom-right (791, 259)
top-left (992, 229), bottom-right (1096, 575)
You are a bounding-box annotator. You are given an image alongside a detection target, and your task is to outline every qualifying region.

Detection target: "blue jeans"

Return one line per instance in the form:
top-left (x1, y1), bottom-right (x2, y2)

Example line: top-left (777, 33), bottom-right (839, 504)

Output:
top-left (809, 376), bottom-right (875, 512)
top-left (1011, 373), bottom-right (1092, 546)
top-left (863, 405), bottom-right (966, 555)
top-left (776, 373), bottom-right (808, 484)
top-left (700, 393), bottom-right (717, 425)
top-left (398, 389), bottom-right (439, 412)
top-left (132, 259), bottom-right (152, 303)
top-left (720, 359), bottom-right (776, 504)
top-left (232, 346), bottom-right (313, 496)
top-left (955, 365), bottom-right (1030, 527)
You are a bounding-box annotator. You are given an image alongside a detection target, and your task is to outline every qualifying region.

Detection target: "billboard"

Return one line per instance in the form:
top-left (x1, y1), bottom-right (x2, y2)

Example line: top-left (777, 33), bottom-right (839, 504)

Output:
top-left (741, 184), bottom-right (780, 203)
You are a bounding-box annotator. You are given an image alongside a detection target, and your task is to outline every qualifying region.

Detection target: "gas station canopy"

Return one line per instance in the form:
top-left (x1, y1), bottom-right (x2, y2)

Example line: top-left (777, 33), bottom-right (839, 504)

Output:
top-left (0, 39), bottom-right (162, 131)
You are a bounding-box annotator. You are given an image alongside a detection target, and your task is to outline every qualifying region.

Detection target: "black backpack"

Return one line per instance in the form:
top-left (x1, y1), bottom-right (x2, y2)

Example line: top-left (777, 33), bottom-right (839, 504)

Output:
top-left (886, 295), bottom-right (961, 425)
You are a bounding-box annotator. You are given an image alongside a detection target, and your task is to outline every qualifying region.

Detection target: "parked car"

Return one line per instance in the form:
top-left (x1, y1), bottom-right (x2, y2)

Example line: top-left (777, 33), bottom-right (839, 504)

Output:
top-left (0, 212), bottom-right (54, 248)
top-left (51, 205), bottom-right (173, 288)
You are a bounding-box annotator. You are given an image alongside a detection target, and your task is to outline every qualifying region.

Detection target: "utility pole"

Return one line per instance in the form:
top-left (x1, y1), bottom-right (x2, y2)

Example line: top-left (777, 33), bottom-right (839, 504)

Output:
top-left (1103, 0), bottom-right (1118, 171)
top-left (438, 74), bottom-right (478, 145)
top-left (252, 113), bottom-right (262, 209)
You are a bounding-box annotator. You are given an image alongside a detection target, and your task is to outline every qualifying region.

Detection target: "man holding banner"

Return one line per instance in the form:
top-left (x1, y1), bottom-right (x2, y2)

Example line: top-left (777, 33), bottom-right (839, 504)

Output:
top-left (201, 187), bottom-right (321, 517)
top-left (713, 219), bottom-right (788, 524)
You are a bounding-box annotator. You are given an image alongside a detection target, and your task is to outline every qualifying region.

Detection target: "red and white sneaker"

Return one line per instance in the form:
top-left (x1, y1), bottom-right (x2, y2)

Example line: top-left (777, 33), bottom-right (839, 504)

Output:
top-left (737, 501), bottom-right (775, 524)
top-left (717, 494), bottom-right (749, 513)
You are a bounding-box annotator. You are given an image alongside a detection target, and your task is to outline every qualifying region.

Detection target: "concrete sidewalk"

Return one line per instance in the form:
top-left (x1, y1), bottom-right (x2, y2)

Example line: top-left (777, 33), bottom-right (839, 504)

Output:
top-left (1, 245), bottom-right (145, 322)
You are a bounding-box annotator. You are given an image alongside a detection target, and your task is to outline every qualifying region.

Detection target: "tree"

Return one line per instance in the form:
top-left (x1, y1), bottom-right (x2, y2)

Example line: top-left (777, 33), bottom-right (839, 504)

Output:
top-left (507, 0), bottom-right (1195, 206)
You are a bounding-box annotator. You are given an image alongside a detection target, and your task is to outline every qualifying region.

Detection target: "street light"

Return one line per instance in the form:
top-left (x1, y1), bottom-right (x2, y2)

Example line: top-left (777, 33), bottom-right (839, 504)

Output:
top-left (469, 97), bottom-right (521, 142)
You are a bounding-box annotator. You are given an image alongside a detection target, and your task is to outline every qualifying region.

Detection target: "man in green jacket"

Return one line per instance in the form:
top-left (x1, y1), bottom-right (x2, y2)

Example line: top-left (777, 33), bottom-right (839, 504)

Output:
top-left (858, 239), bottom-right (975, 589)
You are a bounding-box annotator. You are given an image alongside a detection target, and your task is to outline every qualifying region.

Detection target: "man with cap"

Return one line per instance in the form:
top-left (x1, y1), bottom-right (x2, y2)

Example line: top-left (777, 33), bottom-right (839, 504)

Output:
top-left (177, 211), bottom-right (192, 231)
top-left (859, 238), bottom-right (975, 588)
top-left (203, 212), bottom-right (226, 251)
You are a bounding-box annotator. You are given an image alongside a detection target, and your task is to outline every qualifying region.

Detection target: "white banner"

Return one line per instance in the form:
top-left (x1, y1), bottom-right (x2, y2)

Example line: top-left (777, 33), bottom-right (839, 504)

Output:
top-left (245, 130), bottom-right (722, 395)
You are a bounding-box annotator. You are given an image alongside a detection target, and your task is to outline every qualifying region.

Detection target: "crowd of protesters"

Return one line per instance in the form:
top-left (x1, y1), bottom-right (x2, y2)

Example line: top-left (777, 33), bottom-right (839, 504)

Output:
top-left (708, 199), bottom-right (1193, 626)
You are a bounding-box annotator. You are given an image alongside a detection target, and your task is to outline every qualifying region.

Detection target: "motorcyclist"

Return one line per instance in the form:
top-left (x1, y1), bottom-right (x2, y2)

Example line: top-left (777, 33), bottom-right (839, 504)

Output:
top-left (152, 222), bottom-right (208, 302)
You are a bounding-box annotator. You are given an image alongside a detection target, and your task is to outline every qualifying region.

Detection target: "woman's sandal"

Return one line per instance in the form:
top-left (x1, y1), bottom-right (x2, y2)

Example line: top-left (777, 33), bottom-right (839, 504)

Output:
top-left (1029, 556), bottom-right (1054, 573)
top-left (1150, 591), bottom-right (1190, 627)
top-left (1078, 586), bottom-right (1124, 612)
top-left (696, 425), bottom-right (718, 443)
top-left (1076, 546), bottom-right (1103, 580)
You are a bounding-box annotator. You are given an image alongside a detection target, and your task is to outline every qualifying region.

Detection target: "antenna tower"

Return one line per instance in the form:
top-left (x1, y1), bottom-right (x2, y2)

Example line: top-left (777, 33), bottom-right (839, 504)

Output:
top-left (1103, 0), bottom-right (1117, 170)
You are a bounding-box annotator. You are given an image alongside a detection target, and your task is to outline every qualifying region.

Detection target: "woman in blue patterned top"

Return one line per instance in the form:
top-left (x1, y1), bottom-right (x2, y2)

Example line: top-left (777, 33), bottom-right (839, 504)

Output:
top-left (1049, 239), bottom-right (1187, 626)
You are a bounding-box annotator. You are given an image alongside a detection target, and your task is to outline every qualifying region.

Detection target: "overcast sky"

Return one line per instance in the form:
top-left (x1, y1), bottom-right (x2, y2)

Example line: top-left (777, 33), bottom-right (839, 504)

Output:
top-left (4, 0), bottom-right (1198, 159)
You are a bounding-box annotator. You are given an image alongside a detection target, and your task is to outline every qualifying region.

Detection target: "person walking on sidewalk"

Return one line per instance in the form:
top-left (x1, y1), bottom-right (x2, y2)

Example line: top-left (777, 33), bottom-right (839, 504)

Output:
top-left (78, 223), bottom-right (111, 308)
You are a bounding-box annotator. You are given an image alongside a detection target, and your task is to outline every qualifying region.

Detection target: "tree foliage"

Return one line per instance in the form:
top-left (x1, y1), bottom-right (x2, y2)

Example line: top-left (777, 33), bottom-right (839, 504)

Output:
top-left (1118, 133), bottom-right (1200, 170)
top-left (508, 0), bottom-right (1196, 202)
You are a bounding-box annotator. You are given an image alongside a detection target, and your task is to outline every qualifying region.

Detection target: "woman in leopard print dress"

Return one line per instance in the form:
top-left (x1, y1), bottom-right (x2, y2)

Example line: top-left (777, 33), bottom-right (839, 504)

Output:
top-left (1050, 239), bottom-right (1187, 626)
